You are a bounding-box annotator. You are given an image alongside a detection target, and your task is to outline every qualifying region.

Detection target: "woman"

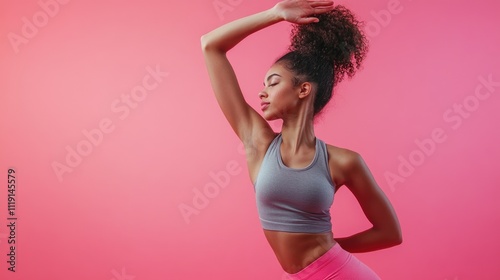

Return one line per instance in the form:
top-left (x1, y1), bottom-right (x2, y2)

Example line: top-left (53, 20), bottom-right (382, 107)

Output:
top-left (201, 1), bottom-right (402, 279)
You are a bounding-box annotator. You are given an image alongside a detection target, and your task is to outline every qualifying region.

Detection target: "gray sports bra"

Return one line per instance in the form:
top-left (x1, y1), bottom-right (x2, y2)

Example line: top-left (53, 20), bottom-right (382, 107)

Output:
top-left (253, 133), bottom-right (336, 233)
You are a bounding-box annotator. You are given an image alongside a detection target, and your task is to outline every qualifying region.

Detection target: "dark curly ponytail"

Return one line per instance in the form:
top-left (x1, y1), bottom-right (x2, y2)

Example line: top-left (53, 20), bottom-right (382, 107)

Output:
top-left (275, 4), bottom-right (369, 118)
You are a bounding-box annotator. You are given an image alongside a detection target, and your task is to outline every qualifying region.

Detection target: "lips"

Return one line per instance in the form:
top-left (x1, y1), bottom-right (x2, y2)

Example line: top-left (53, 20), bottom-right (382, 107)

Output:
top-left (261, 102), bottom-right (270, 111)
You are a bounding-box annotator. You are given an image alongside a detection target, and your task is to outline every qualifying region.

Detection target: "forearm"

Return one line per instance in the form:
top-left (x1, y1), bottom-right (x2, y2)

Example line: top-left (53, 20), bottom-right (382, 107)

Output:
top-left (334, 226), bottom-right (402, 253)
top-left (201, 6), bottom-right (283, 53)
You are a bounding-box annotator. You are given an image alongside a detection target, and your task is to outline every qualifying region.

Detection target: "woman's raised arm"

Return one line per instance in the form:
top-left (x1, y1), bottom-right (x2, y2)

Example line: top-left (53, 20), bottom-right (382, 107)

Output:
top-left (200, 1), bottom-right (334, 145)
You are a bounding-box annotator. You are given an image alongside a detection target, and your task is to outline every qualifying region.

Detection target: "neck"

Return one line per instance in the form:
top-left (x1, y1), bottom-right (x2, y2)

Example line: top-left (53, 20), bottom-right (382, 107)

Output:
top-left (280, 110), bottom-right (315, 155)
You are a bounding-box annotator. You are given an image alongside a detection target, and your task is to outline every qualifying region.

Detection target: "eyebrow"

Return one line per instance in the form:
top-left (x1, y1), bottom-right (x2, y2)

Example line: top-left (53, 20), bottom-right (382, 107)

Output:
top-left (263, 73), bottom-right (281, 86)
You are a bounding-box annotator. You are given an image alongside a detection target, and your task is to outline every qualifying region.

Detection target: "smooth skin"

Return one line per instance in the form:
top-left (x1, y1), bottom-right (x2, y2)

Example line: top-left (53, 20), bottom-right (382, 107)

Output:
top-left (201, 0), bottom-right (402, 274)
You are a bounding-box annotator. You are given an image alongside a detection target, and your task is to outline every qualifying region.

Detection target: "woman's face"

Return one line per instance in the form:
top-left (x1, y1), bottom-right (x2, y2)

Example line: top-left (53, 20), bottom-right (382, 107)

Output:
top-left (259, 63), bottom-right (302, 121)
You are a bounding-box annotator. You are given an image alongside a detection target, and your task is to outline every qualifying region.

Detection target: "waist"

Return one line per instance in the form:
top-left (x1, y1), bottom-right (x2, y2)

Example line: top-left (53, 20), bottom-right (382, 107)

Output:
top-left (263, 229), bottom-right (337, 274)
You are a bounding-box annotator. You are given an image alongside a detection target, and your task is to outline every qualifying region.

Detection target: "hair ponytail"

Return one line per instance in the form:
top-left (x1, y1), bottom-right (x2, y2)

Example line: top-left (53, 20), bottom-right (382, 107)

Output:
top-left (275, 5), bottom-right (369, 118)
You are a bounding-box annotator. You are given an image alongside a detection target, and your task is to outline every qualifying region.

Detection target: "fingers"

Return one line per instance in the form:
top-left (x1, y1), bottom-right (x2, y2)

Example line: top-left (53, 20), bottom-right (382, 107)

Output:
top-left (308, 0), bottom-right (334, 13)
top-left (297, 17), bottom-right (319, 24)
top-left (308, 0), bottom-right (334, 8)
top-left (314, 6), bottom-right (334, 12)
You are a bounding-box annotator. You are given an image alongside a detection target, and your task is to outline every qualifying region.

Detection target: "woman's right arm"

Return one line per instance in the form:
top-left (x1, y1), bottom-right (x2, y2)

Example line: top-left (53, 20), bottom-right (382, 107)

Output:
top-left (201, 1), bottom-right (334, 146)
top-left (200, 7), bottom-right (283, 146)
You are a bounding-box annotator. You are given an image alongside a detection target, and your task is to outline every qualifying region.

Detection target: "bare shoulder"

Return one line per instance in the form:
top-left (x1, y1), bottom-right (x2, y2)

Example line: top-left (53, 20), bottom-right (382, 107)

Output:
top-left (325, 143), bottom-right (361, 189)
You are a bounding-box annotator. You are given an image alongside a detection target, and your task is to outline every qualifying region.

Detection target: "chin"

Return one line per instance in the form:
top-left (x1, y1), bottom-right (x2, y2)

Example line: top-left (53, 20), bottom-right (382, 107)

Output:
top-left (263, 112), bottom-right (277, 121)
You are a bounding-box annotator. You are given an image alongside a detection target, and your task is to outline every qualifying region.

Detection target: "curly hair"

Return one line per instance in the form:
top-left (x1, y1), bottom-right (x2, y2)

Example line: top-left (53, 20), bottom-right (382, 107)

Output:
top-left (275, 4), bottom-right (369, 118)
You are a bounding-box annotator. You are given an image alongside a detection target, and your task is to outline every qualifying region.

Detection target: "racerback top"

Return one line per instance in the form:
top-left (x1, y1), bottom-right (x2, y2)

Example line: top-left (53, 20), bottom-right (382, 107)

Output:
top-left (253, 133), bottom-right (336, 233)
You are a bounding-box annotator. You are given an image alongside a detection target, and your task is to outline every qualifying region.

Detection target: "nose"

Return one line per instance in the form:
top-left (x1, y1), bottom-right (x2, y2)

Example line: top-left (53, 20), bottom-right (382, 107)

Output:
top-left (258, 90), bottom-right (267, 99)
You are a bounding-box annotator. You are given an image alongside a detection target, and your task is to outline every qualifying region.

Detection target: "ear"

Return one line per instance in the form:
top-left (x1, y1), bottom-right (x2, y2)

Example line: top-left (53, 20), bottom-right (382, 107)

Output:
top-left (297, 82), bottom-right (314, 99)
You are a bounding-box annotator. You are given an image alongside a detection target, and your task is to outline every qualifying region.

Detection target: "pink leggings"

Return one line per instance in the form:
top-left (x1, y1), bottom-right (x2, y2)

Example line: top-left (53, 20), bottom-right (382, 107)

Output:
top-left (283, 243), bottom-right (381, 280)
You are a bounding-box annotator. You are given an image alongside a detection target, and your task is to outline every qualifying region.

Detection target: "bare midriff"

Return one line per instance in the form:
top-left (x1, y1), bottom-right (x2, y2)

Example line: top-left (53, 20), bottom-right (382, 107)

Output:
top-left (263, 229), bottom-right (337, 274)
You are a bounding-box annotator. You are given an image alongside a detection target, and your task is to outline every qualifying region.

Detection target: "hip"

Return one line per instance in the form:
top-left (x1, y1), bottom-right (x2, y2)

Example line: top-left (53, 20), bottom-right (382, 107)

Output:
top-left (282, 242), bottom-right (381, 280)
top-left (263, 229), bottom-right (337, 274)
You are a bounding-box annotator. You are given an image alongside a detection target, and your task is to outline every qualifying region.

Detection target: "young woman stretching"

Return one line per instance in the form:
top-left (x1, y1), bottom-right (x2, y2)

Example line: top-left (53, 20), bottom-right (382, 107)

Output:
top-left (201, 1), bottom-right (402, 279)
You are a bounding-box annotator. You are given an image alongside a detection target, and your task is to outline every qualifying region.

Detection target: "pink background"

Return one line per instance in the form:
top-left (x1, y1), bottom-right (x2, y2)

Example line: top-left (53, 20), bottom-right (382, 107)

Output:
top-left (1, 0), bottom-right (499, 279)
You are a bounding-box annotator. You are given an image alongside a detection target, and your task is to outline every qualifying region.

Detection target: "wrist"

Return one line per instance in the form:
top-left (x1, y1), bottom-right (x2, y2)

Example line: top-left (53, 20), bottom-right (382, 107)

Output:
top-left (269, 3), bottom-right (285, 22)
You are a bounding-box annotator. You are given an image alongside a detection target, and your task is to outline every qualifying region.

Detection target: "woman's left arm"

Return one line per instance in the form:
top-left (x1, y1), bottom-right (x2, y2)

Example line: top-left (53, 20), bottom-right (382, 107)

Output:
top-left (334, 150), bottom-right (402, 253)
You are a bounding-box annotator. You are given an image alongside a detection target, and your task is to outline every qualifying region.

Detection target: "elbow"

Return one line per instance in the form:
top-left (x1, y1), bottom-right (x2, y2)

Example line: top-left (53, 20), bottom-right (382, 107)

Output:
top-left (376, 225), bottom-right (402, 248)
top-left (392, 232), bottom-right (403, 246)
top-left (200, 34), bottom-right (210, 51)
top-left (200, 34), bottom-right (226, 53)
top-left (388, 226), bottom-right (403, 246)
top-left (200, 34), bottom-right (218, 52)
top-left (381, 232), bottom-right (402, 249)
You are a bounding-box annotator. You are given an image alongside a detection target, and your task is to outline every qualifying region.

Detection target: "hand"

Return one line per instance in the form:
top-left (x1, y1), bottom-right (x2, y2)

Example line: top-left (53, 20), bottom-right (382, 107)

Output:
top-left (273, 0), bottom-right (334, 24)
